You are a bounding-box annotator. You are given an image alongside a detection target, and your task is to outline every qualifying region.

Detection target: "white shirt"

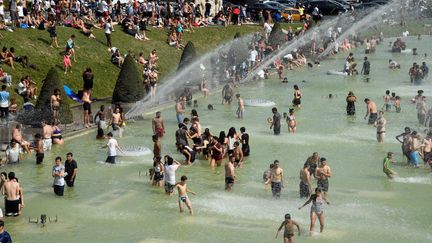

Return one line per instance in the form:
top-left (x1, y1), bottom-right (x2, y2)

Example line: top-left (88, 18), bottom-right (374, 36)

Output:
top-left (107, 138), bottom-right (118, 156)
top-left (17, 6), bottom-right (24, 17)
top-left (257, 69), bottom-right (265, 79)
top-left (101, 0), bottom-right (108, 12)
top-left (105, 22), bottom-right (111, 34)
top-left (263, 22), bottom-right (272, 34)
top-left (248, 49), bottom-right (258, 62)
top-left (284, 53), bottom-right (293, 60)
top-left (402, 30), bottom-right (409, 37)
top-left (17, 82), bottom-right (26, 95)
top-left (165, 164), bottom-right (179, 185)
top-left (6, 145), bottom-right (22, 163)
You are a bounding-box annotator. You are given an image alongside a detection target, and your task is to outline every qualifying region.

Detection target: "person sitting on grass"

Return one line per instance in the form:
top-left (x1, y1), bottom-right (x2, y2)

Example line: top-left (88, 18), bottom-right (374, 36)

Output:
top-left (110, 48), bottom-right (124, 67)
top-left (0, 66), bottom-right (12, 86)
top-left (8, 48), bottom-right (28, 67)
top-left (0, 47), bottom-right (14, 70)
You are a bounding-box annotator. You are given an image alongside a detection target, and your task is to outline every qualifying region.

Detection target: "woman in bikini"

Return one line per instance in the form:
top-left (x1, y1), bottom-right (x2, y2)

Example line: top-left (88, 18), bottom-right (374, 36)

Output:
top-left (286, 109), bottom-right (296, 133)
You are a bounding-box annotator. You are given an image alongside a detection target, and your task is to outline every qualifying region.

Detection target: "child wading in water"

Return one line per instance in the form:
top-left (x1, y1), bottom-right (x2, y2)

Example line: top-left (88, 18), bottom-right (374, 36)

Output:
top-left (275, 213), bottom-right (301, 243)
top-left (175, 175), bottom-right (196, 215)
top-left (64, 50), bottom-right (72, 74)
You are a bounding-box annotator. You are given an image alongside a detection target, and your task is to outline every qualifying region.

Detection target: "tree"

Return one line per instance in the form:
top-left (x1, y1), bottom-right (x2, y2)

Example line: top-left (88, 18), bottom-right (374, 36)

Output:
top-left (177, 41), bottom-right (197, 72)
top-left (112, 54), bottom-right (145, 103)
top-left (228, 32), bottom-right (248, 67)
top-left (268, 22), bottom-right (286, 47)
top-left (17, 67), bottom-right (73, 126)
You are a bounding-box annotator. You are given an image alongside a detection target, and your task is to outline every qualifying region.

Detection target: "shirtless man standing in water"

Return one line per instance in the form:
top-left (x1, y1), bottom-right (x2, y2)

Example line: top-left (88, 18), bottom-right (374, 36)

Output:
top-left (110, 107), bottom-right (122, 130)
top-left (265, 160), bottom-right (284, 198)
top-left (421, 133), bottom-right (432, 165)
top-left (299, 164), bottom-right (312, 198)
top-left (364, 98), bottom-right (378, 125)
top-left (315, 158), bottom-right (332, 196)
top-left (225, 157), bottom-right (235, 191)
top-left (152, 111), bottom-right (165, 138)
top-left (42, 121), bottom-right (53, 151)
top-left (375, 111), bottom-right (386, 143)
top-left (236, 94), bottom-right (245, 119)
top-left (2, 172), bottom-right (20, 216)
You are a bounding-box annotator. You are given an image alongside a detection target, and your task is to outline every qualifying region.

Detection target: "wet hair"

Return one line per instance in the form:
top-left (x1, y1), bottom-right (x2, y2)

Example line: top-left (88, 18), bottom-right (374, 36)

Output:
top-left (285, 213), bottom-right (291, 219)
top-left (293, 84), bottom-right (299, 90)
top-left (191, 109), bottom-right (198, 117)
top-left (67, 152), bottom-right (73, 157)
top-left (227, 127), bottom-right (236, 138)
top-left (364, 98), bottom-right (370, 102)
top-left (272, 107), bottom-right (277, 112)
top-left (107, 132), bottom-right (113, 137)
top-left (236, 93), bottom-right (240, 98)
top-left (240, 127), bottom-right (245, 133)
top-left (166, 156), bottom-right (174, 165)
top-left (274, 160), bottom-right (279, 165)
top-left (386, 90), bottom-right (390, 95)
top-left (320, 157), bottom-right (327, 163)
top-left (8, 172), bottom-right (15, 180)
top-left (218, 131), bottom-right (226, 144)
top-left (208, 104), bottom-right (214, 110)
top-left (270, 164), bottom-right (275, 168)
top-left (289, 109), bottom-right (294, 114)
top-left (181, 175), bottom-right (187, 181)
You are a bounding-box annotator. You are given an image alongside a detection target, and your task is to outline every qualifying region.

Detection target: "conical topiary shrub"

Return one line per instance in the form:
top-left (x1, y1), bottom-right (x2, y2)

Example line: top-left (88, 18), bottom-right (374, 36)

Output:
top-left (228, 32), bottom-right (248, 67)
top-left (112, 54), bottom-right (145, 103)
top-left (177, 41), bottom-right (197, 72)
top-left (17, 67), bottom-right (73, 126)
top-left (268, 22), bottom-right (286, 47)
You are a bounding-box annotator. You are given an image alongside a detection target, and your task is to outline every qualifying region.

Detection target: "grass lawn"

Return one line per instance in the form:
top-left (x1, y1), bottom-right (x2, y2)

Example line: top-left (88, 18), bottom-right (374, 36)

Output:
top-left (0, 24), bottom-right (269, 104)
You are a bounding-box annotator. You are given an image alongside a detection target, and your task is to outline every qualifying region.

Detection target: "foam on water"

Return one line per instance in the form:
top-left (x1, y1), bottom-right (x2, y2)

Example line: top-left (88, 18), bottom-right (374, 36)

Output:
top-left (96, 159), bottom-right (148, 166)
top-left (117, 146), bottom-right (152, 157)
top-left (393, 176), bottom-right (432, 184)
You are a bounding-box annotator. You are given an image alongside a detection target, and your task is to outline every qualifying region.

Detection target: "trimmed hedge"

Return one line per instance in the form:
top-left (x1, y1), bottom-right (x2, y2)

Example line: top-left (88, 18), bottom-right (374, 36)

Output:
top-left (112, 54), bottom-right (145, 103)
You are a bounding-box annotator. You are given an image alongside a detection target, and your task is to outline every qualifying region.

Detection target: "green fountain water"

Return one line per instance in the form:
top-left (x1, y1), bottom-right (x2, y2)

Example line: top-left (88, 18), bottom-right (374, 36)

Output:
top-left (7, 36), bottom-right (432, 242)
